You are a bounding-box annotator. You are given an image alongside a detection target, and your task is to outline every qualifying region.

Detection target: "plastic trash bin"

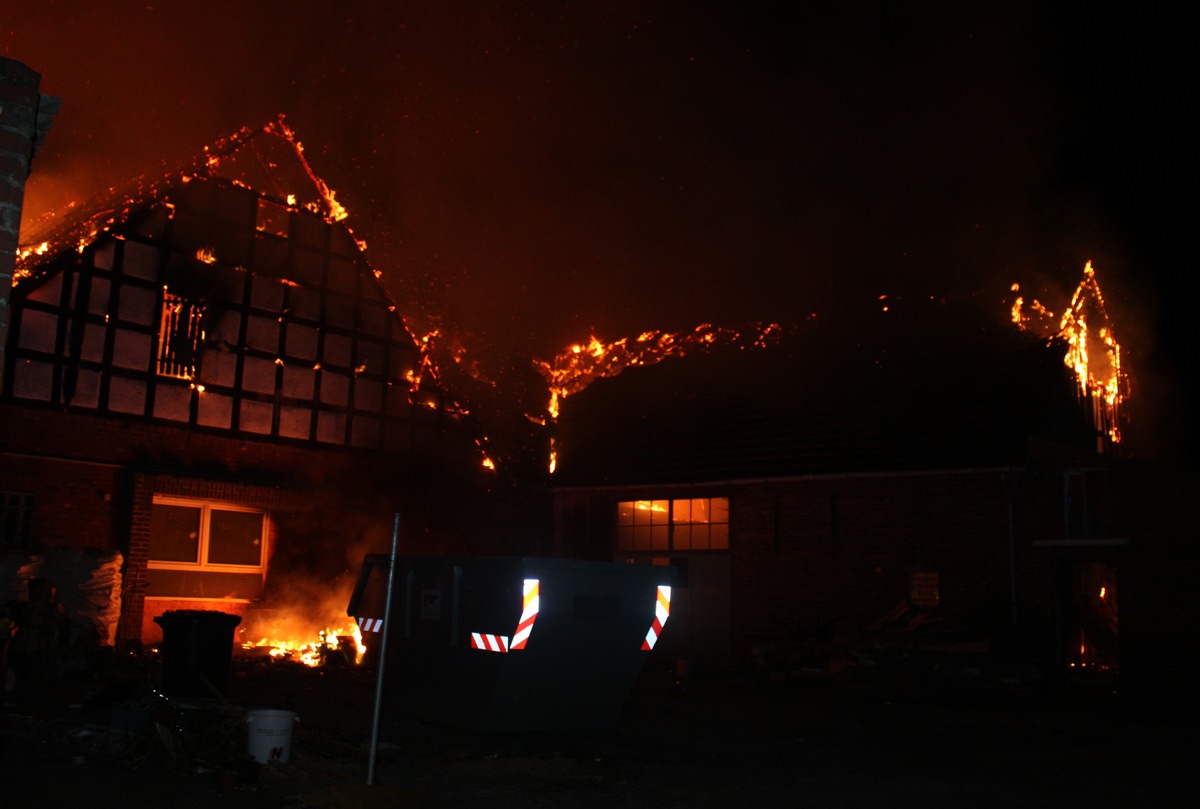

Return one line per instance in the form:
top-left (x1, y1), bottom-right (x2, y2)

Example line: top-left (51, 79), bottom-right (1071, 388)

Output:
top-left (348, 555), bottom-right (675, 731)
top-left (153, 609), bottom-right (242, 698)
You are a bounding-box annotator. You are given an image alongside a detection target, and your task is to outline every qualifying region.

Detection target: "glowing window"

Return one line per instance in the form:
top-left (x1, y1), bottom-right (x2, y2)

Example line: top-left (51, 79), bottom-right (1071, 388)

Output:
top-left (147, 497), bottom-right (267, 601)
top-left (150, 499), bottom-right (265, 569)
top-left (157, 293), bottom-right (205, 380)
top-left (616, 497), bottom-right (729, 552)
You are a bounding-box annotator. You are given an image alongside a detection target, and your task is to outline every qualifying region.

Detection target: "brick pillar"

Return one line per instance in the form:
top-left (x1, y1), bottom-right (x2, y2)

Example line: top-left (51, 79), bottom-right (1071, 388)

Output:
top-left (0, 58), bottom-right (58, 391)
top-left (120, 471), bottom-right (155, 645)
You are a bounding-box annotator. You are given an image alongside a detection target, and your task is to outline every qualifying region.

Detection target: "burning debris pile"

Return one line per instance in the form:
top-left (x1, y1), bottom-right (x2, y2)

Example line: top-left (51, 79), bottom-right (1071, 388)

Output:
top-left (240, 622), bottom-right (364, 668)
top-left (1011, 261), bottom-right (1126, 445)
top-left (234, 576), bottom-right (366, 668)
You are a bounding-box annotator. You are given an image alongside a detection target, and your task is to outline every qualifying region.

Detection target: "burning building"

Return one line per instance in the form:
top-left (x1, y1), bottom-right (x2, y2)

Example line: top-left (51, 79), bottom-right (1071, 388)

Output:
top-left (546, 288), bottom-right (1173, 686)
top-left (1, 117), bottom-right (504, 654)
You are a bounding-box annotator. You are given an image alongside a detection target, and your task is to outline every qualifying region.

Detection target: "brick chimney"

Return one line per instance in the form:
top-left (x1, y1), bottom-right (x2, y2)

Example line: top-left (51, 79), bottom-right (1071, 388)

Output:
top-left (1, 58), bottom-right (59, 391)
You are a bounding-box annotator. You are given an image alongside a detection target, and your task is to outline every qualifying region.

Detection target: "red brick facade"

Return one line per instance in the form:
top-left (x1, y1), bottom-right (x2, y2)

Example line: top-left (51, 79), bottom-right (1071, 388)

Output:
top-left (553, 452), bottom-right (1151, 677)
top-left (1, 401), bottom-right (498, 646)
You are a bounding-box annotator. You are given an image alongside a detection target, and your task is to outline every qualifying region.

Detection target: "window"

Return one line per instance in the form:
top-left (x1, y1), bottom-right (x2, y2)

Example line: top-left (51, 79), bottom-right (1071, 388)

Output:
top-left (616, 497), bottom-right (729, 552)
top-left (147, 497), bottom-right (267, 600)
top-left (1, 492), bottom-right (34, 551)
top-left (157, 293), bottom-right (205, 379)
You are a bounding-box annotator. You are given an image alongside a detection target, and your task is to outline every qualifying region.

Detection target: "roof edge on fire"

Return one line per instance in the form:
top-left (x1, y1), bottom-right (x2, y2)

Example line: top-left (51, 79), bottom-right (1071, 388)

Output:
top-left (9, 115), bottom-right (492, 451)
top-left (15, 116), bottom-right (457, 390)
top-left (549, 300), bottom-right (1100, 487)
top-left (16, 116), bottom-right (352, 282)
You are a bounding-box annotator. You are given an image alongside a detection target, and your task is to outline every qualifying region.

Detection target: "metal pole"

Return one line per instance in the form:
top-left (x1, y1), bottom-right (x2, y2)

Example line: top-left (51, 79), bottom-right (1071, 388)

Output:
top-left (367, 512), bottom-right (401, 785)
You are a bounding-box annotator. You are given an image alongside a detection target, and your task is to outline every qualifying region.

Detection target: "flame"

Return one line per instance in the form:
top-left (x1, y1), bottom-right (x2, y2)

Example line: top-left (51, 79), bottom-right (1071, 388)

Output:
top-left (16, 241), bottom-right (50, 263)
top-left (242, 622), bottom-right (366, 667)
top-left (535, 322), bottom-right (782, 421)
top-left (265, 117), bottom-right (351, 223)
top-left (1011, 262), bottom-right (1125, 444)
top-left (534, 322), bottom-right (783, 473)
top-left (636, 501), bottom-right (668, 513)
top-left (14, 114), bottom-right (486, 466)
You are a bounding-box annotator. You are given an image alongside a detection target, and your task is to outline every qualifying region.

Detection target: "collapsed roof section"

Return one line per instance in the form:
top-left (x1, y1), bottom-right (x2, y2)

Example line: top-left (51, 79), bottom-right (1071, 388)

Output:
top-left (550, 300), bottom-right (1102, 487)
top-left (8, 118), bottom-right (492, 468)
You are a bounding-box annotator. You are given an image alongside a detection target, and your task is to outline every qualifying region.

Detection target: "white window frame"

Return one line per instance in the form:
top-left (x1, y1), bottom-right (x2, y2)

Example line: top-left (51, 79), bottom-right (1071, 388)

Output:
top-left (147, 496), bottom-right (267, 575)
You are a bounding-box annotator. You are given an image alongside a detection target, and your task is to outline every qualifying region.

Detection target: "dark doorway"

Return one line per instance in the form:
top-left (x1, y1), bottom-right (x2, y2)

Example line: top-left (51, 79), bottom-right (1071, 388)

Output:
top-left (1066, 561), bottom-right (1119, 672)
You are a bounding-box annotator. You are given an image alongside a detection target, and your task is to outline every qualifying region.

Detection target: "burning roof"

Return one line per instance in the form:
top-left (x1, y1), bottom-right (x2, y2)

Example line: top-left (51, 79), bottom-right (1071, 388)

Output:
top-left (549, 297), bottom-right (1098, 486)
top-left (1012, 261), bottom-right (1125, 445)
top-left (16, 117), bottom-right (357, 281)
top-left (535, 323), bottom-right (786, 421)
top-left (11, 116), bottom-right (495, 469)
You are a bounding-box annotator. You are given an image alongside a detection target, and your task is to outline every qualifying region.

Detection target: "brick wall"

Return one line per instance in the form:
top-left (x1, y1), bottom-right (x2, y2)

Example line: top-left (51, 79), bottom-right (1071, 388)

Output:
top-left (2, 400), bottom-right (507, 645)
top-left (129, 471), bottom-right (315, 642)
top-left (730, 470), bottom-right (1026, 656)
top-left (555, 465), bottom-right (1073, 665)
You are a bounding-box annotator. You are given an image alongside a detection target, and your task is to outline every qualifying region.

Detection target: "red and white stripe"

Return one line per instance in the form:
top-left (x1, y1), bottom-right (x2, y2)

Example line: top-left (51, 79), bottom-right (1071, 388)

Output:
top-left (469, 577), bottom-right (541, 653)
top-left (641, 585), bottom-right (672, 650)
top-left (509, 579), bottom-right (540, 650)
top-left (470, 632), bottom-right (510, 653)
top-left (357, 617), bottom-right (383, 633)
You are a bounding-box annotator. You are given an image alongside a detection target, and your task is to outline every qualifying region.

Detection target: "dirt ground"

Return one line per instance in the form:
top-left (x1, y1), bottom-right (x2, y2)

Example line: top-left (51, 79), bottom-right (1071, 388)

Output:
top-left (1, 650), bottom-right (1193, 808)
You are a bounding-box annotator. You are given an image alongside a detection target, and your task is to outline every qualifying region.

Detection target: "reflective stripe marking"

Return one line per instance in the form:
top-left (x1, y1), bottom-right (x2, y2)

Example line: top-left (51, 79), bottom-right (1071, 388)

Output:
top-left (469, 578), bottom-right (541, 653)
top-left (641, 585), bottom-right (672, 650)
top-left (471, 632), bottom-right (509, 653)
top-left (357, 617), bottom-right (383, 633)
top-left (509, 579), bottom-right (540, 650)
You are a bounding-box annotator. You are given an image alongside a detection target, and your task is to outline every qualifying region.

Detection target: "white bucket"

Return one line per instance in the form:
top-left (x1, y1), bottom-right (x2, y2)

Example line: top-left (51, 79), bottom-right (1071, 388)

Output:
top-left (246, 709), bottom-right (298, 764)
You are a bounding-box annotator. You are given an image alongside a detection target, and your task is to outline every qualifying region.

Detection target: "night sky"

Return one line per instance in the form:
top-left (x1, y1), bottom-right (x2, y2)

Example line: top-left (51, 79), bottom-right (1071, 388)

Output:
top-left (5, 2), bottom-right (1192, 461)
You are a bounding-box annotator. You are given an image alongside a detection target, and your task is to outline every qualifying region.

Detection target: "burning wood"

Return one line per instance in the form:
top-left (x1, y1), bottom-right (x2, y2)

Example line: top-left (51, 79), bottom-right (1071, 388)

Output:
top-left (241, 622), bottom-right (366, 668)
top-left (534, 323), bottom-right (784, 473)
top-left (536, 323), bottom-right (784, 420)
top-left (1011, 261), bottom-right (1125, 444)
top-left (16, 115), bottom-right (356, 279)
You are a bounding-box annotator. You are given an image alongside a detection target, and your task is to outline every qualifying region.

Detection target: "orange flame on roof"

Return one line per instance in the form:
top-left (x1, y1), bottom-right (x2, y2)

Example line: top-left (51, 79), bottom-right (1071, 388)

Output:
top-left (1012, 261), bottom-right (1125, 444)
top-left (535, 322), bottom-right (783, 472)
top-left (536, 323), bottom-right (782, 421)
